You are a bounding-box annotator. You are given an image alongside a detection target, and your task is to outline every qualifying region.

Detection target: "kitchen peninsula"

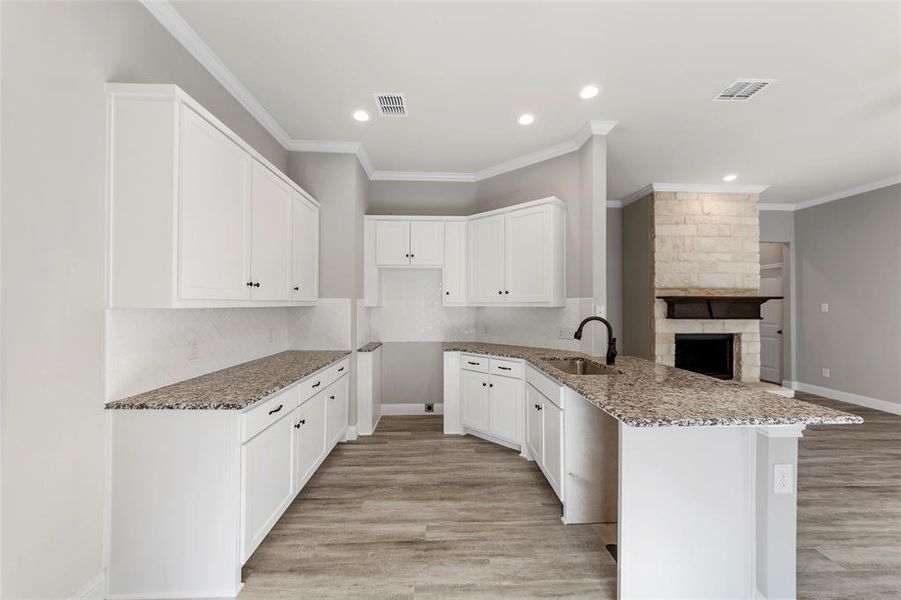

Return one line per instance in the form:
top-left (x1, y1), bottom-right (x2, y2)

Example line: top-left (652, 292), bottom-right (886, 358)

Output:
top-left (443, 342), bottom-right (861, 599)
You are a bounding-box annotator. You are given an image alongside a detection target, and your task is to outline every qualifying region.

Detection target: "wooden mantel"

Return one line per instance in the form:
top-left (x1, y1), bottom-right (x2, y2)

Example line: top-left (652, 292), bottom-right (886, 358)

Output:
top-left (656, 295), bottom-right (783, 320)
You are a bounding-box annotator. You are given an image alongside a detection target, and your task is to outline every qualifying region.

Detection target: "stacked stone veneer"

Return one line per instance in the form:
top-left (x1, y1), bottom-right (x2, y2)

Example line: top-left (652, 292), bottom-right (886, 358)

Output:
top-left (651, 191), bottom-right (761, 382)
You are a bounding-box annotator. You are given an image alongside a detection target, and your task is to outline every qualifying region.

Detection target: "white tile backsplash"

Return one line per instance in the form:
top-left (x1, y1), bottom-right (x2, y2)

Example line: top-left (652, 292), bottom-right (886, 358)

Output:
top-left (476, 297), bottom-right (586, 352)
top-left (105, 307), bottom-right (295, 401)
top-left (287, 298), bottom-right (352, 350)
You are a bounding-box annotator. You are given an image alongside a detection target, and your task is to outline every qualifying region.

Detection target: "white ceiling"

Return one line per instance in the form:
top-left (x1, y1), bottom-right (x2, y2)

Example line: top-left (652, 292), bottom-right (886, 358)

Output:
top-left (169, 1), bottom-right (901, 205)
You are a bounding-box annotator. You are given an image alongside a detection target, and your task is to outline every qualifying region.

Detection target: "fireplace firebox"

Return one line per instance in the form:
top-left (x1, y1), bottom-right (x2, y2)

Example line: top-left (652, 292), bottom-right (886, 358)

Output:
top-left (675, 334), bottom-right (735, 380)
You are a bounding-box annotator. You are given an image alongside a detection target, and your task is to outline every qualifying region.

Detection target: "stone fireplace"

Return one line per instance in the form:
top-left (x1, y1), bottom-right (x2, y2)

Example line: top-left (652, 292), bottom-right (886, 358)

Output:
top-left (622, 187), bottom-right (763, 382)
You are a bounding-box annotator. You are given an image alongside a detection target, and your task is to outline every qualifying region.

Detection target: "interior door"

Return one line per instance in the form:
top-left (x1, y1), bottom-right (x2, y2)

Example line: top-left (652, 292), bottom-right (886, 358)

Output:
top-left (294, 392), bottom-right (326, 492)
top-left (375, 220), bottom-right (411, 266)
top-left (443, 221), bottom-right (467, 304)
top-left (178, 106), bottom-right (251, 300)
top-left (291, 193), bottom-right (319, 301)
top-left (542, 400), bottom-right (563, 498)
top-left (525, 384), bottom-right (544, 463)
top-left (250, 161), bottom-right (293, 301)
top-left (505, 205), bottom-right (551, 302)
top-left (468, 215), bottom-right (505, 303)
top-left (489, 375), bottom-right (522, 444)
top-left (760, 270), bottom-right (783, 383)
top-left (410, 221), bottom-right (445, 266)
top-left (241, 414), bottom-right (293, 562)
top-left (461, 369), bottom-right (490, 432)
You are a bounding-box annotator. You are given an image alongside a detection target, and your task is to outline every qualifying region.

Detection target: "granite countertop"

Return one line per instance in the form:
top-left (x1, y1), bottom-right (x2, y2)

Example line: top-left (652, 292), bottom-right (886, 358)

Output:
top-left (443, 342), bottom-right (862, 428)
top-left (107, 350), bottom-right (350, 410)
top-left (358, 341), bottom-right (383, 352)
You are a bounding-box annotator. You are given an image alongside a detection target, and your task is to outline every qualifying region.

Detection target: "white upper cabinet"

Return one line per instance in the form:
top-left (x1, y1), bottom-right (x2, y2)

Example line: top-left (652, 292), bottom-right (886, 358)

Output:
top-left (410, 221), bottom-right (444, 265)
top-left (375, 220), bottom-right (411, 266)
top-left (468, 214), bottom-right (506, 304)
top-left (107, 84), bottom-right (320, 308)
top-left (250, 161), bottom-right (293, 301)
top-left (363, 197), bottom-right (564, 307)
top-left (178, 106), bottom-right (252, 301)
top-left (291, 193), bottom-right (319, 301)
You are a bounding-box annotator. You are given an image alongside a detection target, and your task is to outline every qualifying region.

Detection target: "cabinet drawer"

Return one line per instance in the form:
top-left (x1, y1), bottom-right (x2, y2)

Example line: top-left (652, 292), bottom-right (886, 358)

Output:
top-left (242, 386), bottom-right (299, 442)
top-left (461, 354), bottom-right (489, 373)
top-left (490, 358), bottom-right (522, 379)
top-left (328, 357), bottom-right (350, 381)
top-left (297, 370), bottom-right (330, 403)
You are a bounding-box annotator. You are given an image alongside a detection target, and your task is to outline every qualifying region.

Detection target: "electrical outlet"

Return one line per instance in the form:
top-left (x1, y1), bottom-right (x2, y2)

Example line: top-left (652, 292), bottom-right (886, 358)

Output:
top-left (557, 326), bottom-right (572, 340)
top-left (424, 403), bottom-right (434, 413)
top-left (822, 367), bottom-right (830, 378)
top-left (188, 339), bottom-right (200, 361)
top-left (774, 464), bottom-right (793, 494)
top-left (821, 303), bottom-right (829, 313)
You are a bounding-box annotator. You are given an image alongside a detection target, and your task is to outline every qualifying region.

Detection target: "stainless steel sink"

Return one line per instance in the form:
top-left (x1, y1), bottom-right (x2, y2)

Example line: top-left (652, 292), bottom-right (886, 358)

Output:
top-left (542, 358), bottom-right (620, 375)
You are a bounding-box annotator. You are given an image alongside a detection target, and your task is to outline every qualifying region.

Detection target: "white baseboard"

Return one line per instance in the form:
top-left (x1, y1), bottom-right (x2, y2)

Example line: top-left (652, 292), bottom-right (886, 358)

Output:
top-left (796, 382), bottom-right (901, 416)
top-left (344, 425), bottom-right (358, 441)
top-left (380, 403), bottom-right (444, 416)
top-left (70, 572), bottom-right (105, 600)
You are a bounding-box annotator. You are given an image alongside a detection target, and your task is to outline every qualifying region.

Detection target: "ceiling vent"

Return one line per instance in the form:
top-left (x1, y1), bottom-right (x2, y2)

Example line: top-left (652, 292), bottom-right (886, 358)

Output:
top-left (374, 93), bottom-right (407, 117)
top-left (712, 79), bottom-right (774, 102)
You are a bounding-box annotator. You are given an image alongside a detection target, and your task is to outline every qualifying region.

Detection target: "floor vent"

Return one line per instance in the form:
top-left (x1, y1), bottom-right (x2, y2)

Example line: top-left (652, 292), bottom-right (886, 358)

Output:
top-left (712, 79), bottom-right (774, 101)
top-left (374, 93), bottom-right (407, 117)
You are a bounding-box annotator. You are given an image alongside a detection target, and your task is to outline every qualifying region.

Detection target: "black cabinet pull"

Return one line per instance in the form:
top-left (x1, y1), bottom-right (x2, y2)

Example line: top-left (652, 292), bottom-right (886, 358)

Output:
top-left (482, 382), bottom-right (487, 387)
top-left (405, 253), bottom-right (410, 258)
top-left (467, 361), bottom-right (480, 366)
top-left (498, 366), bottom-right (511, 371)
top-left (338, 366), bottom-right (344, 372)
top-left (446, 291), bottom-right (450, 295)
top-left (246, 282), bottom-right (254, 287)
top-left (538, 405), bottom-right (543, 411)
top-left (253, 282), bottom-right (260, 288)
top-left (498, 290), bottom-right (503, 295)
top-left (410, 254), bottom-right (414, 258)
top-left (312, 381), bottom-right (321, 388)
top-left (294, 286), bottom-right (299, 291)
top-left (294, 422), bottom-right (301, 429)
top-left (329, 395), bottom-right (335, 400)
top-left (504, 290), bottom-right (509, 294)
top-left (489, 383), bottom-right (494, 388)
top-left (534, 403), bottom-right (539, 409)
top-left (268, 404), bottom-right (283, 415)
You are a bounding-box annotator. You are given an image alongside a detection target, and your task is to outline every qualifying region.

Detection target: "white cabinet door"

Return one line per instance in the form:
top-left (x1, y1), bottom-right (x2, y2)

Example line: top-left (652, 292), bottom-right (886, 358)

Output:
top-left (293, 392), bottom-right (326, 492)
top-left (291, 194), bottom-right (319, 301)
top-left (505, 205), bottom-right (551, 303)
top-left (461, 369), bottom-right (490, 432)
top-left (178, 106), bottom-right (252, 300)
top-left (542, 400), bottom-right (563, 498)
top-left (250, 161), bottom-right (293, 301)
top-left (409, 221), bottom-right (444, 266)
top-left (468, 215), bottom-right (505, 303)
top-left (241, 414), bottom-right (294, 562)
top-left (375, 221), bottom-right (411, 266)
top-left (489, 375), bottom-right (522, 444)
top-left (526, 384), bottom-right (544, 463)
top-left (325, 376), bottom-right (349, 449)
top-left (443, 221), bottom-right (466, 304)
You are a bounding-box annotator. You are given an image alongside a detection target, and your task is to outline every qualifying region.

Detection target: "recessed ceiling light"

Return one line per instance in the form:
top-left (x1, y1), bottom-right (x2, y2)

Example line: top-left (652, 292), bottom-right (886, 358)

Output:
top-left (518, 113), bottom-right (535, 125)
top-left (580, 85), bottom-right (599, 99)
top-left (352, 110), bottom-right (370, 122)
top-left (723, 174), bottom-right (738, 182)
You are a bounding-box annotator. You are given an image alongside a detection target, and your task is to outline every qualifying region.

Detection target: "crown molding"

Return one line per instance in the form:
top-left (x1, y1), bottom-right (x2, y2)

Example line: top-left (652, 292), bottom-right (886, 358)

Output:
top-left (650, 183), bottom-right (770, 195)
top-left (285, 139), bottom-right (361, 154)
top-left (794, 174), bottom-right (901, 210)
top-left (370, 171), bottom-right (476, 183)
top-left (758, 203), bottom-right (796, 212)
top-left (619, 184), bottom-right (655, 207)
top-left (140, 0), bottom-right (291, 147)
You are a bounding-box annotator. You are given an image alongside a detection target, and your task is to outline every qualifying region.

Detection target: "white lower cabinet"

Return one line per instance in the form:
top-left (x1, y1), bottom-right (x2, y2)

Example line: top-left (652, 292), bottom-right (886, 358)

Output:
top-left (241, 413), bottom-right (294, 562)
top-left (325, 376), bottom-right (349, 448)
top-left (461, 358), bottom-right (523, 446)
top-left (526, 384), bottom-right (544, 462)
top-left (542, 398), bottom-right (563, 496)
top-left (292, 391), bottom-right (327, 493)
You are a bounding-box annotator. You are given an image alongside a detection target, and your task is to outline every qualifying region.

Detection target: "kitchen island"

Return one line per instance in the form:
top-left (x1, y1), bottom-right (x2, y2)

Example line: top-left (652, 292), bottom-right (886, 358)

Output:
top-left (443, 342), bottom-right (860, 600)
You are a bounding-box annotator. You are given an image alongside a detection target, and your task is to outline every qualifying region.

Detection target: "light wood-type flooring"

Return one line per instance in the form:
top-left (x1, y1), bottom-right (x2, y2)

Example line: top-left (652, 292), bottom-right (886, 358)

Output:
top-left (241, 395), bottom-right (901, 599)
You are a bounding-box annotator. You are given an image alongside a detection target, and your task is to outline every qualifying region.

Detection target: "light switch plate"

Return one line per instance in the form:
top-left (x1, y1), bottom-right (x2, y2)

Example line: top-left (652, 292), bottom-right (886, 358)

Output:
top-left (821, 303), bottom-right (829, 313)
top-left (774, 464), bottom-right (793, 494)
top-left (557, 326), bottom-right (572, 340)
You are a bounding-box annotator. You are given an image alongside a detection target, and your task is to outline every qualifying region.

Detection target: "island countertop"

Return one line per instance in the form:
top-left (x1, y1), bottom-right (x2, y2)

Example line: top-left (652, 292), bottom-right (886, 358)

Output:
top-left (443, 342), bottom-right (861, 428)
top-left (106, 350), bottom-right (350, 410)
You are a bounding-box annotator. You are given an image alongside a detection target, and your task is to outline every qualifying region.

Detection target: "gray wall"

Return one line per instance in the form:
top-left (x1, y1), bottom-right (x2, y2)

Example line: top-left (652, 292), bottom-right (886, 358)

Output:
top-left (0, 2), bottom-right (287, 597)
top-left (380, 343), bottom-right (445, 405)
top-left (369, 180), bottom-right (477, 216)
top-left (795, 184), bottom-right (901, 407)
top-left (622, 195), bottom-right (654, 358)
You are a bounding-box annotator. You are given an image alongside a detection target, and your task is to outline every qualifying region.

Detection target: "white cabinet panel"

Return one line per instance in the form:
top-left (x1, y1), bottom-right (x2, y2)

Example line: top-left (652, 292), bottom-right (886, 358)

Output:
top-left (410, 221), bottom-right (445, 266)
top-left (468, 215), bottom-right (505, 303)
top-left (250, 161), bottom-right (293, 301)
top-left (375, 220), bottom-right (411, 266)
top-left (461, 369), bottom-right (490, 431)
top-left (543, 399), bottom-right (563, 498)
top-left (291, 194), bottom-right (319, 301)
top-left (241, 414), bottom-right (293, 562)
top-left (293, 392), bottom-right (326, 492)
top-left (443, 221), bottom-right (467, 304)
top-left (505, 205), bottom-right (552, 303)
top-left (178, 106), bottom-right (252, 300)
top-left (526, 384), bottom-right (544, 462)
top-left (325, 376), bottom-right (349, 449)
top-left (489, 375), bottom-right (522, 444)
